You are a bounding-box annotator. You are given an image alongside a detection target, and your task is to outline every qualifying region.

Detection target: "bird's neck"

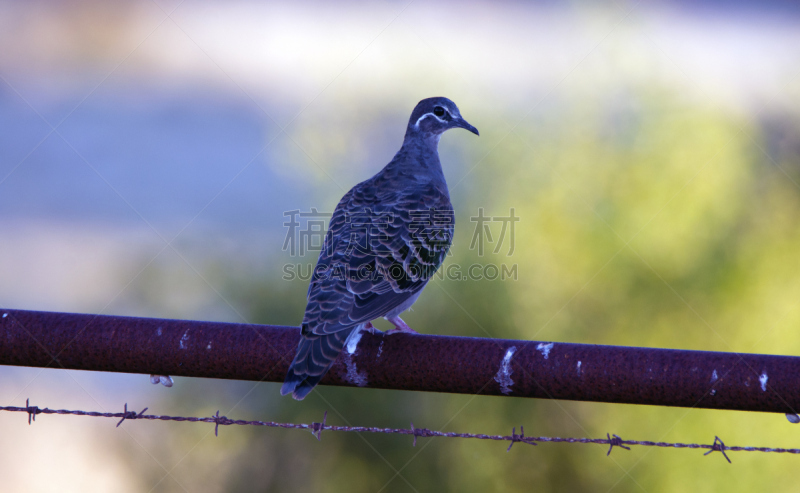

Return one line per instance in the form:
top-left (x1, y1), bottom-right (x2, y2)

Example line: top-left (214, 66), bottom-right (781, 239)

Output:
top-left (384, 132), bottom-right (447, 187)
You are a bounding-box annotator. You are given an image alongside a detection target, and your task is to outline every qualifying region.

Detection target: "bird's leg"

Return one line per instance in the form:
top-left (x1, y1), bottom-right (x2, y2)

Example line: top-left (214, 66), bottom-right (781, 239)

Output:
top-left (385, 316), bottom-right (418, 334)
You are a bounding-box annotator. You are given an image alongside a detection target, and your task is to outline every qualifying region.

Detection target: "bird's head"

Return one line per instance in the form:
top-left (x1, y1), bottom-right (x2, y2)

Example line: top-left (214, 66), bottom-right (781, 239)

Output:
top-left (406, 97), bottom-right (479, 139)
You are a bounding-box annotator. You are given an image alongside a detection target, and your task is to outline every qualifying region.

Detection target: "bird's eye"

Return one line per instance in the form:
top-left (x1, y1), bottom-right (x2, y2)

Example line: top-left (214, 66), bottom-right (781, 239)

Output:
top-left (433, 106), bottom-right (445, 117)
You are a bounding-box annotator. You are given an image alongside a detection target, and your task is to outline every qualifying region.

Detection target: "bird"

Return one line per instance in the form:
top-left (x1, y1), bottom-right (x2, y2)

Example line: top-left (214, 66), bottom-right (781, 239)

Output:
top-left (281, 97), bottom-right (479, 400)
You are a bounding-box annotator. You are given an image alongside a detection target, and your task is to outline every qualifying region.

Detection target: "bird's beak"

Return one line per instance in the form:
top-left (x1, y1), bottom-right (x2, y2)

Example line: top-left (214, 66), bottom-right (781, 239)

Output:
top-left (455, 117), bottom-right (479, 136)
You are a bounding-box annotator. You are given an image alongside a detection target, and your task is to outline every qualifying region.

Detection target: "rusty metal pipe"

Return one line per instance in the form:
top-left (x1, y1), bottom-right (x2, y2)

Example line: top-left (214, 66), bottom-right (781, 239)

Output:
top-left (1, 308), bottom-right (798, 414)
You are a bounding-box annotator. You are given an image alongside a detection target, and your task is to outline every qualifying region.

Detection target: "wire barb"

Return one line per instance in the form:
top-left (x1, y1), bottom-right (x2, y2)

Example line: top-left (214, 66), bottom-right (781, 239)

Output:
top-left (606, 433), bottom-right (631, 456)
top-left (25, 398), bottom-right (41, 425)
top-left (507, 426), bottom-right (536, 451)
top-left (212, 411), bottom-right (233, 436)
top-left (116, 403), bottom-right (148, 427)
top-left (409, 421), bottom-right (435, 447)
top-left (704, 436), bottom-right (732, 463)
top-left (507, 426), bottom-right (521, 452)
top-left (311, 411), bottom-right (327, 441)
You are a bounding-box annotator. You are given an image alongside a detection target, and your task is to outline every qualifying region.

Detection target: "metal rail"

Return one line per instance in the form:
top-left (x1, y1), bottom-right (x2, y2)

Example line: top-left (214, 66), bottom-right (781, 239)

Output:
top-left (1, 308), bottom-right (798, 414)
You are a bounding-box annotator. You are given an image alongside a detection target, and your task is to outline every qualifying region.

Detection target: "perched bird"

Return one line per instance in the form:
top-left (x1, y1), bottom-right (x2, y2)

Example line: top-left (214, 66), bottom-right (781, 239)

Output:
top-left (281, 97), bottom-right (479, 400)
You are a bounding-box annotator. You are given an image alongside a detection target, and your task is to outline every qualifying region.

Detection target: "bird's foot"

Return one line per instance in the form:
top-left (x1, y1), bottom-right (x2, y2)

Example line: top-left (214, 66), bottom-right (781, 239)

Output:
top-left (150, 374), bottom-right (174, 387)
top-left (364, 322), bottom-right (382, 334)
top-left (385, 317), bottom-right (419, 335)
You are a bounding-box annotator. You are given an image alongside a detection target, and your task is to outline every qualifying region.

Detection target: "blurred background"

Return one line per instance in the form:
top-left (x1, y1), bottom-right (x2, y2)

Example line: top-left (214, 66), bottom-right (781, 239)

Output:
top-left (2, 0), bottom-right (800, 491)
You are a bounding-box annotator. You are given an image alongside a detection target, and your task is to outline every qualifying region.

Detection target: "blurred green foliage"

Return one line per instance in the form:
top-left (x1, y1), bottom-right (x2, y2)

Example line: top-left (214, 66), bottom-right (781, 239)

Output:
top-left (127, 90), bottom-right (800, 492)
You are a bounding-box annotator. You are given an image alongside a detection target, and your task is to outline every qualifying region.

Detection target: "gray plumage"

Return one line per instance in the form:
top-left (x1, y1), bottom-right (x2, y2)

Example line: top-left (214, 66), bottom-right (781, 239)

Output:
top-left (281, 97), bottom-right (479, 400)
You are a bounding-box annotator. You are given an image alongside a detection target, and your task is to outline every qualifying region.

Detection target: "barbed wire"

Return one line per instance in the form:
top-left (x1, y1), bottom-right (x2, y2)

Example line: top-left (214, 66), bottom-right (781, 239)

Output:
top-left (3, 399), bottom-right (800, 462)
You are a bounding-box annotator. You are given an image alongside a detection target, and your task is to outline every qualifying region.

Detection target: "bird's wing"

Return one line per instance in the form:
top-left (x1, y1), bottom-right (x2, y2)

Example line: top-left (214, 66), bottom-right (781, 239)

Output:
top-left (302, 180), bottom-right (454, 336)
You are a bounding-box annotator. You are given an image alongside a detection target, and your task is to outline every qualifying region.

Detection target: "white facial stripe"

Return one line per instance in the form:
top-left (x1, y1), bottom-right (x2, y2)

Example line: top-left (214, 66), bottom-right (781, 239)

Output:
top-left (414, 111), bottom-right (449, 128)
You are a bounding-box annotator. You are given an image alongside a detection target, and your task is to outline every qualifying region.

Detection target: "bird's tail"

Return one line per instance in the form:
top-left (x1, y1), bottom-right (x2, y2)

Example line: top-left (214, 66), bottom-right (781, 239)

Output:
top-left (280, 325), bottom-right (358, 400)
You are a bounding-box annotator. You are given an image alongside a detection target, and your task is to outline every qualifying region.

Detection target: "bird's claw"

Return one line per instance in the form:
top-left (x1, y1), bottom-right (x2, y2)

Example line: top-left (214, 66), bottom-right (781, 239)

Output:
top-left (364, 322), bottom-right (382, 334)
top-left (150, 374), bottom-right (174, 387)
top-left (385, 327), bottom-right (419, 335)
top-left (385, 316), bottom-right (418, 335)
